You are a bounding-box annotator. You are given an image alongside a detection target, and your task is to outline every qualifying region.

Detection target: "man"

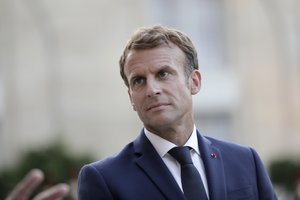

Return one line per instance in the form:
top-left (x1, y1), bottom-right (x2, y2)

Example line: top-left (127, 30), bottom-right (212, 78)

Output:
top-left (77, 25), bottom-right (277, 200)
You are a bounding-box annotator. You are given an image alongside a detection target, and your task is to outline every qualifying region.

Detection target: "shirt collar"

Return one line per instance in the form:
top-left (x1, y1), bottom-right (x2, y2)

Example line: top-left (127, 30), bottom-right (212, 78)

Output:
top-left (144, 125), bottom-right (200, 158)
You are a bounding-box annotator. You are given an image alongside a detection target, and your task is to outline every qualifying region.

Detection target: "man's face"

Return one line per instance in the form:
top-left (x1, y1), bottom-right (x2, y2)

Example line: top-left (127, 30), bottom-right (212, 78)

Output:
top-left (124, 43), bottom-right (201, 134)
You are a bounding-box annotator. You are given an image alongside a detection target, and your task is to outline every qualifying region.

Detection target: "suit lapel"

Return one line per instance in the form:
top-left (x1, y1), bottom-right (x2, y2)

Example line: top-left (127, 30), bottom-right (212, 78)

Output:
top-left (133, 131), bottom-right (185, 200)
top-left (197, 131), bottom-right (227, 200)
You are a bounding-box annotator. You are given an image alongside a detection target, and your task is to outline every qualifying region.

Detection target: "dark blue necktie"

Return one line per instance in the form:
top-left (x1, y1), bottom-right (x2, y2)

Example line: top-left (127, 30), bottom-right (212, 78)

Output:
top-left (169, 146), bottom-right (208, 200)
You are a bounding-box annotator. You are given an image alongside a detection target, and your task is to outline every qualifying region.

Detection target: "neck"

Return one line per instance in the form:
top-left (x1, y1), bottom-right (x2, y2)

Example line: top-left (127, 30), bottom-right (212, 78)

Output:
top-left (146, 122), bottom-right (194, 146)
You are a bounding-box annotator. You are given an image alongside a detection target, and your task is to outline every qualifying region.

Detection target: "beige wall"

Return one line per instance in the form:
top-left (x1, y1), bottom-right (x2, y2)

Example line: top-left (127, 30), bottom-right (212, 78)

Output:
top-left (227, 0), bottom-right (300, 162)
top-left (0, 0), bottom-right (299, 170)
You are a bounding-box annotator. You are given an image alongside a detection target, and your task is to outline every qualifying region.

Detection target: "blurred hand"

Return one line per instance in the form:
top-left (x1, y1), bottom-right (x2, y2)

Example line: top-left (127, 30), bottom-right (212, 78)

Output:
top-left (5, 169), bottom-right (69, 200)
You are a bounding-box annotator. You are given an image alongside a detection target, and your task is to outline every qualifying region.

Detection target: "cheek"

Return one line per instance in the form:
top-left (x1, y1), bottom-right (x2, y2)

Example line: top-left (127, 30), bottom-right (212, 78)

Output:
top-left (131, 93), bottom-right (144, 107)
top-left (175, 86), bottom-right (192, 104)
top-left (173, 82), bottom-right (190, 95)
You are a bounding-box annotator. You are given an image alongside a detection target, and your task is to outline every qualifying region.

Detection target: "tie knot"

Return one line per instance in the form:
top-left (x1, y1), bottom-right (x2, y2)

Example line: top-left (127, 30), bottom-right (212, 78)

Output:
top-left (169, 146), bottom-right (193, 165)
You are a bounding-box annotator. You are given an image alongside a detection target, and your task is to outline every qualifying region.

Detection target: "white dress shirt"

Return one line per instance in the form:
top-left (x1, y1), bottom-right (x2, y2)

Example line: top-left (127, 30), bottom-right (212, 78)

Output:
top-left (144, 126), bottom-right (209, 198)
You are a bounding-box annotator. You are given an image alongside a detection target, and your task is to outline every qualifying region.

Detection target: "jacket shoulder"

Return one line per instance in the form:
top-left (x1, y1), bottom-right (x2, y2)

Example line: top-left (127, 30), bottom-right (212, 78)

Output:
top-left (88, 141), bottom-right (135, 171)
top-left (204, 136), bottom-right (253, 155)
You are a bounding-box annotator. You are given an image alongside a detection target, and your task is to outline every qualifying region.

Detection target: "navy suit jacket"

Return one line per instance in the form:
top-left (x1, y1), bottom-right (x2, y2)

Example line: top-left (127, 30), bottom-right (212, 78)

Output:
top-left (78, 130), bottom-right (277, 200)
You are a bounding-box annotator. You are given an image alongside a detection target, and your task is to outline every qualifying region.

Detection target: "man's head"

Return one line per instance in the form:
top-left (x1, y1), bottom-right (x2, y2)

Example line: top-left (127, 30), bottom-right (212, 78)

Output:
top-left (119, 25), bottom-right (201, 136)
top-left (119, 25), bottom-right (199, 88)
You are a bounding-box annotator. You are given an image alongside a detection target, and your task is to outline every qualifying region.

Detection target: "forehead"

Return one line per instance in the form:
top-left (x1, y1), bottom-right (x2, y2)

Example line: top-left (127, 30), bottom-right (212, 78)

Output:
top-left (124, 43), bottom-right (186, 75)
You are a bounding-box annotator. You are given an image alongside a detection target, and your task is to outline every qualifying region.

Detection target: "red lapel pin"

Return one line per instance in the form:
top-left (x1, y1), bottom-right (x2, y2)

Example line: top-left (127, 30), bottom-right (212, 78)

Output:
top-left (210, 153), bottom-right (217, 159)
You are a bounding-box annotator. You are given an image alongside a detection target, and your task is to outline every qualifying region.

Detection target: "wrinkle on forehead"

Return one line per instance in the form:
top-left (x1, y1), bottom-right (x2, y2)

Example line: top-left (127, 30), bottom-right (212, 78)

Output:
top-left (124, 43), bottom-right (186, 78)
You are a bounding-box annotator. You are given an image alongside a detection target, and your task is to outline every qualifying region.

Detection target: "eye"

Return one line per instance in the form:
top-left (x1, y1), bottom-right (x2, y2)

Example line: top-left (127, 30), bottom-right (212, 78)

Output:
top-left (158, 70), bottom-right (169, 78)
top-left (132, 77), bottom-right (144, 86)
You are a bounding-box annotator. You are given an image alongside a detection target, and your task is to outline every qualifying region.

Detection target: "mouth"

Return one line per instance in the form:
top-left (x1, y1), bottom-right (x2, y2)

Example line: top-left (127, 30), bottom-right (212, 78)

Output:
top-left (146, 103), bottom-right (170, 111)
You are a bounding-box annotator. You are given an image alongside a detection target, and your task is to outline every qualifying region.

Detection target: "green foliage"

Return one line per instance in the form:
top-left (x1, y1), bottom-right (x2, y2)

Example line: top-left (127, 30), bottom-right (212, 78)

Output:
top-left (269, 158), bottom-right (300, 192)
top-left (0, 143), bottom-right (93, 199)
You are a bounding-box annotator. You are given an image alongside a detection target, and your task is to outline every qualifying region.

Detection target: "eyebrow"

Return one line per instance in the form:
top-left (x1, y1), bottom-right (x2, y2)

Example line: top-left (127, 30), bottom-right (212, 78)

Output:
top-left (158, 65), bottom-right (177, 73)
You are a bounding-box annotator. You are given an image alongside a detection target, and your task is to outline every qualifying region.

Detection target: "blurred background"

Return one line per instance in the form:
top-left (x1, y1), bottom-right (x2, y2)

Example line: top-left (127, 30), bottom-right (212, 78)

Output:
top-left (0, 0), bottom-right (299, 199)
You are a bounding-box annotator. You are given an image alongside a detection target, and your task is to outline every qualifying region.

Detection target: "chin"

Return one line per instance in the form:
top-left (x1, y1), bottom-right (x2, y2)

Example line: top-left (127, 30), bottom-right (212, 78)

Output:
top-left (147, 117), bottom-right (175, 128)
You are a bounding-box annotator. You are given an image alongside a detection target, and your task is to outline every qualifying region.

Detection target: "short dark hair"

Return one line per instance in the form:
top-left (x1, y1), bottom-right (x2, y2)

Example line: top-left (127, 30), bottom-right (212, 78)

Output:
top-left (119, 25), bottom-right (199, 87)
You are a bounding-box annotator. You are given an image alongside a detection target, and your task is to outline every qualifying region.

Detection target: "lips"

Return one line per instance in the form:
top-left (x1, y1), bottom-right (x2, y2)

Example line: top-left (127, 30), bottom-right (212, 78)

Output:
top-left (146, 103), bottom-right (170, 111)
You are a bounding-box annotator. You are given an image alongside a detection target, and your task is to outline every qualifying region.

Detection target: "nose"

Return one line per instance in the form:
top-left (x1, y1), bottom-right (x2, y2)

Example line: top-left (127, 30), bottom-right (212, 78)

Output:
top-left (146, 78), bottom-right (161, 97)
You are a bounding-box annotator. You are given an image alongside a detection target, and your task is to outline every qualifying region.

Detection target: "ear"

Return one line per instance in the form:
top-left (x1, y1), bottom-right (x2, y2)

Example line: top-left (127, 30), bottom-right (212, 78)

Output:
top-left (190, 70), bottom-right (201, 95)
top-left (128, 89), bottom-right (136, 111)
